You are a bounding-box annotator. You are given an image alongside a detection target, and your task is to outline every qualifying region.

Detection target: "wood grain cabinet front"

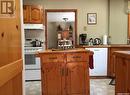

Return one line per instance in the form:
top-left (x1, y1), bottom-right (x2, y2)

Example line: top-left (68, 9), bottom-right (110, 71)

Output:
top-left (108, 47), bottom-right (130, 77)
top-left (114, 51), bottom-right (130, 94)
top-left (40, 51), bottom-right (90, 95)
top-left (23, 5), bottom-right (44, 24)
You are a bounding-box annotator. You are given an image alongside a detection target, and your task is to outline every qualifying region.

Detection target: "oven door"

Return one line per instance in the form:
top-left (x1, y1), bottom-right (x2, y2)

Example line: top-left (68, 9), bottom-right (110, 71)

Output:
top-left (25, 54), bottom-right (40, 70)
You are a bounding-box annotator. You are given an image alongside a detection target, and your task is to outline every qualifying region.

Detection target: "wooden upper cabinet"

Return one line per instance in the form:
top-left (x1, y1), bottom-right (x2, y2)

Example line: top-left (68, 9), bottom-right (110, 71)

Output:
top-left (23, 5), bottom-right (44, 24)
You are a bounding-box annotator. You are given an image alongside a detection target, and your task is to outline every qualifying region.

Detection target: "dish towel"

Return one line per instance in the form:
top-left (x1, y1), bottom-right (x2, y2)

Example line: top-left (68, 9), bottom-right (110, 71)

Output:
top-left (89, 55), bottom-right (94, 69)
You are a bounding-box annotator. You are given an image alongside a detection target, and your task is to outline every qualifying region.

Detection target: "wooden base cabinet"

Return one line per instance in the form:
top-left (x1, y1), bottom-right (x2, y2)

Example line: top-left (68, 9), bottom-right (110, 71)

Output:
top-left (108, 47), bottom-right (130, 77)
top-left (39, 50), bottom-right (91, 95)
top-left (114, 51), bottom-right (130, 94)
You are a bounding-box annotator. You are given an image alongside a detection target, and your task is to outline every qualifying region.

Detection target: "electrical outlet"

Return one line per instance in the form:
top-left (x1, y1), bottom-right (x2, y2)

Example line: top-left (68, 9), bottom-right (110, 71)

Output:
top-left (84, 26), bottom-right (87, 31)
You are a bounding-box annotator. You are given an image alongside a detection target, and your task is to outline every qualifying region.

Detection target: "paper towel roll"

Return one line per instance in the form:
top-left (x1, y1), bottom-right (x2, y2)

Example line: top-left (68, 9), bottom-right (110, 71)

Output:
top-left (103, 35), bottom-right (108, 45)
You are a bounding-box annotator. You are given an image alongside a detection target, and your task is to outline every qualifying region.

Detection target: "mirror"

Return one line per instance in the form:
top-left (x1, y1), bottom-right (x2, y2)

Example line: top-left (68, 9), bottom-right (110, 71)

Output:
top-left (45, 9), bottom-right (77, 49)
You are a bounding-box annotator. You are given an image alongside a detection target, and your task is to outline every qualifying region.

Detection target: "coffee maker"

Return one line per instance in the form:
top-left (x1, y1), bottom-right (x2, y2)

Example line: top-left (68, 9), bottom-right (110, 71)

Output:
top-left (79, 34), bottom-right (88, 45)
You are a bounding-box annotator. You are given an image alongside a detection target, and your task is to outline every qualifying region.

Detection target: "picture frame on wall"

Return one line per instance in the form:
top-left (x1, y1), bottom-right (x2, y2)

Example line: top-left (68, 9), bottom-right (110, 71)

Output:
top-left (87, 13), bottom-right (97, 25)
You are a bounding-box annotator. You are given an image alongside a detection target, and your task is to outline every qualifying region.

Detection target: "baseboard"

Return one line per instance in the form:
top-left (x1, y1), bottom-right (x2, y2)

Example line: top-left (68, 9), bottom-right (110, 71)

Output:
top-left (90, 76), bottom-right (110, 79)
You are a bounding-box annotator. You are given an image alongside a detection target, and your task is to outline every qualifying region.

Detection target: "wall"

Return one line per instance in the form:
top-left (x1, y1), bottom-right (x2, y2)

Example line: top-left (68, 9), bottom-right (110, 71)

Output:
top-left (47, 22), bottom-right (57, 48)
top-left (24, 0), bottom-right (108, 44)
top-left (25, 30), bottom-right (45, 41)
top-left (109, 0), bottom-right (128, 44)
top-left (23, 0), bottom-right (128, 44)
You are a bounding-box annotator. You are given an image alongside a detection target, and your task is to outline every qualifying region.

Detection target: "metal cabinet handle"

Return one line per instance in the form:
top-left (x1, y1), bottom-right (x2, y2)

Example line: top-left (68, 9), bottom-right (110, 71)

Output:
top-left (65, 68), bottom-right (68, 76)
top-left (72, 56), bottom-right (81, 59)
top-left (60, 68), bottom-right (64, 76)
top-left (49, 57), bottom-right (57, 60)
top-left (94, 49), bottom-right (100, 51)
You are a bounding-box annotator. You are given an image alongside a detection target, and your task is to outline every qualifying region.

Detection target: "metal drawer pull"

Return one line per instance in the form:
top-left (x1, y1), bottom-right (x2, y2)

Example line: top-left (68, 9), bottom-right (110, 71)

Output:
top-left (60, 68), bottom-right (64, 76)
top-left (94, 49), bottom-right (100, 51)
top-left (72, 56), bottom-right (81, 59)
top-left (49, 57), bottom-right (57, 59)
top-left (65, 68), bottom-right (68, 76)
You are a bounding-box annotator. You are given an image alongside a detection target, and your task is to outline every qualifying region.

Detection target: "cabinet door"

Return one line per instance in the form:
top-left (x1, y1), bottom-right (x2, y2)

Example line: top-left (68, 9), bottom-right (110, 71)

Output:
top-left (23, 5), bottom-right (30, 23)
top-left (42, 62), bottom-right (63, 95)
top-left (30, 6), bottom-right (43, 24)
top-left (66, 62), bottom-right (89, 95)
top-left (115, 57), bottom-right (128, 93)
top-left (108, 47), bottom-right (130, 77)
top-left (127, 59), bottom-right (130, 93)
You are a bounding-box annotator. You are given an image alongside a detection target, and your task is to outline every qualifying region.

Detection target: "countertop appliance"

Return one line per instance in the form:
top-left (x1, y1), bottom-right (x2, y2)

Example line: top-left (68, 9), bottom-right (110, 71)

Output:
top-left (79, 34), bottom-right (87, 45)
top-left (93, 38), bottom-right (102, 45)
top-left (24, 46), bottom-right (44, 81)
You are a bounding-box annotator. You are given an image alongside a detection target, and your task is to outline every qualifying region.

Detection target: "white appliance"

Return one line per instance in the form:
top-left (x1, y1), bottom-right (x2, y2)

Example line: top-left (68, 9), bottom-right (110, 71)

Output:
top-left (24, 47), bottom-right (44, 81)
top-left (86, 48), bottom-right (108, 76)
top-left (24, 24), bottom-right (45, 30)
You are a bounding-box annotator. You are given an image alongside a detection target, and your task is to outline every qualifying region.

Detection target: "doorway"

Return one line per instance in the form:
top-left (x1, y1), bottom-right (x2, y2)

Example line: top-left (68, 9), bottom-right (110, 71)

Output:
top-left (45, 9), bottom-right (77, 49)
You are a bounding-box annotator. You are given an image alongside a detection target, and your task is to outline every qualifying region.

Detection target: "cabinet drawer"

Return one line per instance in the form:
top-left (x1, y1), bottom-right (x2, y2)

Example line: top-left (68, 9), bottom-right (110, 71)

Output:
top-left (42, 54), bottom-right (64, 63)
top-left (67, 53), bottom-right (88, 62)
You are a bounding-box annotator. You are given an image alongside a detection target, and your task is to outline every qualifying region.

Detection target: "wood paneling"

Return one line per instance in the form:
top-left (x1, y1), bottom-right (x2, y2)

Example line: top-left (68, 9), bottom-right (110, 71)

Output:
top-left (0, 59), bottom-right (22, 87)
top-left (0, 0), bottom-right (22, 94)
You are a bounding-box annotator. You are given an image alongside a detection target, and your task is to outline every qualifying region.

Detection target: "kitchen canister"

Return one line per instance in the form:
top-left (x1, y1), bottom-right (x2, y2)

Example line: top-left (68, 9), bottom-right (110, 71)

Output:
top-left (103, 35), bottom-right (108, 45)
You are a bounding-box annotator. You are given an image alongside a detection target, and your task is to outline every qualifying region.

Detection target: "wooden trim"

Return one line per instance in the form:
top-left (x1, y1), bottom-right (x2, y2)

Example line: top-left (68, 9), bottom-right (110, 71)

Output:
top-left (128, 14), bottom-right (130, 39)
top-left (45, 9), bottom-right (77, 49)
top-left (0, 59), bottom-right (23, 87)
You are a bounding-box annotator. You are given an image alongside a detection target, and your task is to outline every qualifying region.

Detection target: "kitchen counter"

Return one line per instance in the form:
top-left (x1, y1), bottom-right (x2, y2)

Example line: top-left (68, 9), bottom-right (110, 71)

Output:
top-left (77, 44), bottom-right (130, 48)
top-left (38, 48), bottom-right (93, 53)
top-left (38, 48), bottom-right (93, 95)
top-left (114, 51), bottom-right (130, 59)
top-left (113, 50), bottom-right (130, 94)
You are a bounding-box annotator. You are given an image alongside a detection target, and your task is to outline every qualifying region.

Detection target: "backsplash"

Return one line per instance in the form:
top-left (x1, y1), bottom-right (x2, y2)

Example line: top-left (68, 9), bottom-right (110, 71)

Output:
top-left (24, 30), bottom-right (45, 41)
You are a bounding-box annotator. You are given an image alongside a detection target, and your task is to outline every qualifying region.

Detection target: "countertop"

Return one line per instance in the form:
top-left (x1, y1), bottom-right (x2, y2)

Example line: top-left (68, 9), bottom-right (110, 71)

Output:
top-left (38, 48), bottom-right (93, 54)
top-left (113, 51), bottom-right (130, 59)
top-left (77, 44), bottom-right (130, 48)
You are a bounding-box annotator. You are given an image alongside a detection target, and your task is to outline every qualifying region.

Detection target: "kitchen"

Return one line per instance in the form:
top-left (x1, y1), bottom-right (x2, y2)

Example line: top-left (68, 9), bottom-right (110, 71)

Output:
top-left (23, 0), bottom-right (130, 95)
top-left (0, 0), bottom-right (130, 95)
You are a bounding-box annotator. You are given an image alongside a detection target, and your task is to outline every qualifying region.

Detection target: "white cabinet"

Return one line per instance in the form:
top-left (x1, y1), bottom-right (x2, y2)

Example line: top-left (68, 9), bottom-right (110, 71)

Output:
top-left (86, 48), bottom-right (108, 76)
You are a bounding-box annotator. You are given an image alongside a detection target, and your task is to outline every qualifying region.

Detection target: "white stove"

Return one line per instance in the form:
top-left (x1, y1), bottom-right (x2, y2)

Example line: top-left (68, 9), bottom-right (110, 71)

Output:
top-left (24, 47), bottom-right (44, 81)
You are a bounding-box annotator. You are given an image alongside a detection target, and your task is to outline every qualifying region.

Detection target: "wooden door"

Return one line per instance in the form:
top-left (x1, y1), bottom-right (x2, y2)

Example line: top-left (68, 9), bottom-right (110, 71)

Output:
top-left (66, 62), bottom-right (89, 95)
top-left (0, 0), bottom-right (23, 94)
top-left (42, 62), bottom-right (63, 95)
top-left (115, 57), bottom-right (128, 93)
top-left (30, 5), bottom-right (43, 24)
top-left (23, 5), bottom-right (30, 23)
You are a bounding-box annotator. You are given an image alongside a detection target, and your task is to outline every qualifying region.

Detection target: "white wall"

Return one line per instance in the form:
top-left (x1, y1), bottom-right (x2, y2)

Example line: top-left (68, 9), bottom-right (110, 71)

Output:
top-left (109, 0), bottom-right (128, 44)
top-left (24, 0), bottom-right (108, 44)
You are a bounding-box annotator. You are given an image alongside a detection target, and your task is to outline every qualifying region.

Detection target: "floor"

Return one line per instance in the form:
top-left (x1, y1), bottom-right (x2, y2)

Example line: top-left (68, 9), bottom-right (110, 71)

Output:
top-left (25, 79), bottom-right (115, 95)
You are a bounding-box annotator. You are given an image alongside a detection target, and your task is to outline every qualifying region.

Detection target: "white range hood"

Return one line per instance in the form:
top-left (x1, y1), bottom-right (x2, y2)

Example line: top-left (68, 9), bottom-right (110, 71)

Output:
top-left (24, 24), bottom-right (45, 30)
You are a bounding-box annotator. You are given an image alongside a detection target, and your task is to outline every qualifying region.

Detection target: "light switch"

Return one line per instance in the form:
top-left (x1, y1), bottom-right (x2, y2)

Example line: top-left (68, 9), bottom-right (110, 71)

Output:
top-left (84, 26), bottom-right (87, 31)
